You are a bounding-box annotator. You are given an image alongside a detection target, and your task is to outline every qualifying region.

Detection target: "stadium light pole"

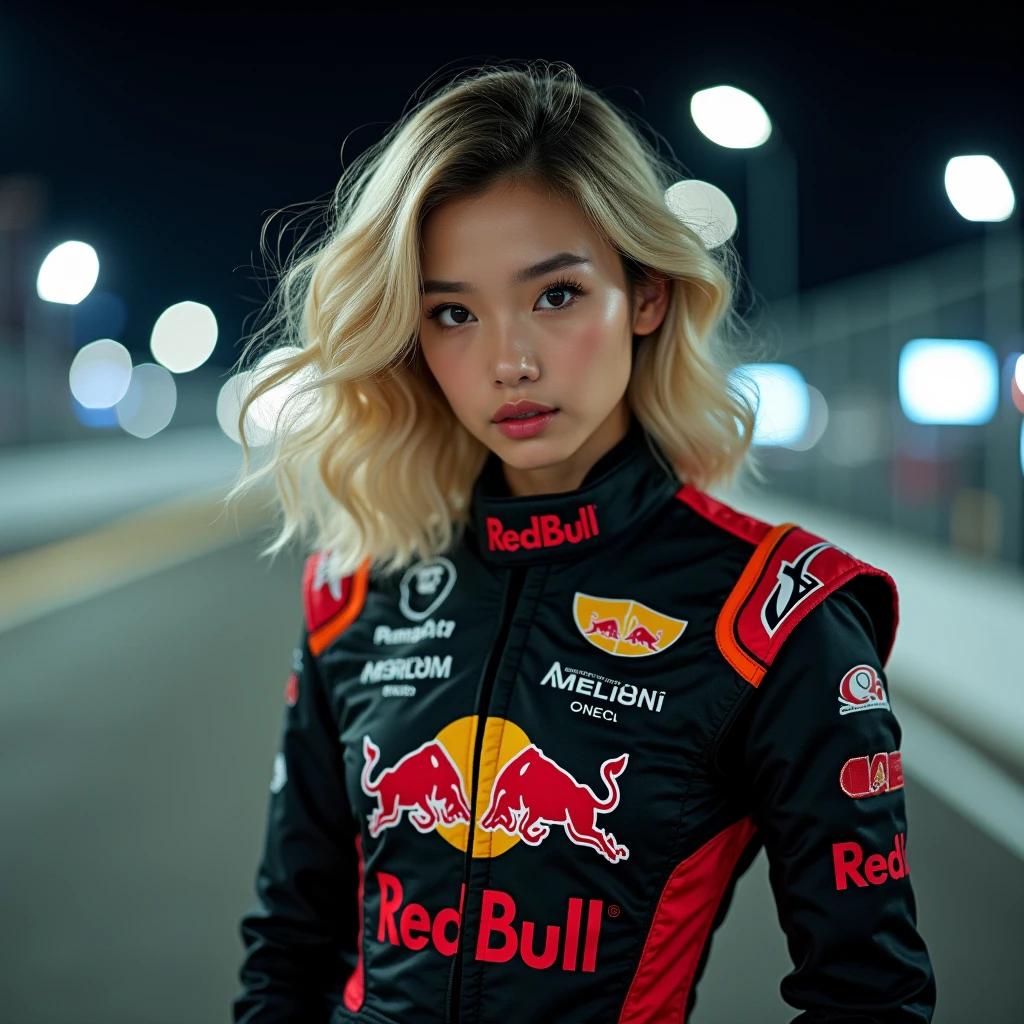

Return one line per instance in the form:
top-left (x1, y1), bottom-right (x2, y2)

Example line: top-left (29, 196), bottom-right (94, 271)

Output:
top-left (690, 85), bottom-right (798, 302)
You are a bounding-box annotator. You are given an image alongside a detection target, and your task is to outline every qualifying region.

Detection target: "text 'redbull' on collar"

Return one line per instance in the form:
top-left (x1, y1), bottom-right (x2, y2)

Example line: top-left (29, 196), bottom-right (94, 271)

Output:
top-left (468, 419), bottom-right (681, 566)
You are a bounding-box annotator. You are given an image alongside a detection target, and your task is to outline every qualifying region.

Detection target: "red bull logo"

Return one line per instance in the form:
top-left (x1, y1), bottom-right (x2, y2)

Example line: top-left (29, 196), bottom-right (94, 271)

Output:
top-left (574, 593), bottom-right (686, 658)
top-left (376, 872), bottom-right (605, 971)
top-left (479, 745), bottom-right (630, 864)
top-left (486, 505), bottom-right (599, 553)
top-left (360, 717), bottom-right (631, 864)
top-left (361, 736), bottom-right (472, 837)
top-left (833, 833), bottom-right (909, 890)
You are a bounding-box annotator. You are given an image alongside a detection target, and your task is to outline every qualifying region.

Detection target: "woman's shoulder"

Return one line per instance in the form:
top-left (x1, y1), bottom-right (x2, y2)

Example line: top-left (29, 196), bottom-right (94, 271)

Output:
top-left (300, 552), bottom-right (371, 657)
top-left (674, 485), bottom-right (898, 686)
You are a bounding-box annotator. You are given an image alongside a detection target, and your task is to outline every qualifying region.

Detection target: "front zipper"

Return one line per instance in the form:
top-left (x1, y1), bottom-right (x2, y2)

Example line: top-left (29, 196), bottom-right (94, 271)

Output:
top-left (444, 566), bottom-right (528, 1024)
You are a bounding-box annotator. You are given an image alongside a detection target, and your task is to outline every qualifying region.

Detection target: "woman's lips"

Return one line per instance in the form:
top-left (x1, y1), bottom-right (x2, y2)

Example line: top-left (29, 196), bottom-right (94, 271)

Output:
top-left (494, 410), bottom-right (558, 439)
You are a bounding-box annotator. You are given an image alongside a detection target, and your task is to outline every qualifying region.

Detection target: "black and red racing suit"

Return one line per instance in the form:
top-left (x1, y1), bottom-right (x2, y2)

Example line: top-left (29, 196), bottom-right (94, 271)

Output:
top-left (234, 416), bottom-right (936, 1023)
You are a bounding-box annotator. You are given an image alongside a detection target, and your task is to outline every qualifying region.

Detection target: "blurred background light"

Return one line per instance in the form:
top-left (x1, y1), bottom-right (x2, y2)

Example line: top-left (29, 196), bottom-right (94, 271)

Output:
top-left (36, 240), bottom-right (100, 304)
top-left (1016, 354), bottom-right (1024, 393)
top-left (115, 363), bottom-right (177, 438)
top-left (732, 363), bottom-right (809, 446)
top-left (71, 397), bottom-right (119, 429)
top-left (944, 156), bottom-right (1015, 222)
top-left (899, 338), bottom-right (998, 425)
top-left (216, 371), bottom-right (271, 446)
top-left (248, 346), bottom-right (319, 436)
top-left (69, 338), bottom-right (132, 408)
top-left (71, 291), bottom-right (129, 349)
top-left (690, 85), bottom-right (772, 149)
top-left (786, 385), bottom-right (829, 451)
top-left (664, 179), bottom-right (738, 248)
top-left (150, 300), bottom-right (219, 373)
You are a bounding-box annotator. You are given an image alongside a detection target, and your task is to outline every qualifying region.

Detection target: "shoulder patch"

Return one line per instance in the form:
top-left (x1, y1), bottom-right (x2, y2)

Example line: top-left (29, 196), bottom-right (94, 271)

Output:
top-left (675, 485), bottom-right (773, 546)
top-left (302, 552), bottom-right (370, 656)
top-left (716, 525), bottom-right (897, 686)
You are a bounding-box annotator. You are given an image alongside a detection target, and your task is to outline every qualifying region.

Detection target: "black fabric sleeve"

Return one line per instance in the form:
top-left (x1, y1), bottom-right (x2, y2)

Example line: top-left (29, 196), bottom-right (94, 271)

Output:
top-left (233, 631), bottom-right (361, 1023)
top-left (720, 586), bottom-right (936, 1023)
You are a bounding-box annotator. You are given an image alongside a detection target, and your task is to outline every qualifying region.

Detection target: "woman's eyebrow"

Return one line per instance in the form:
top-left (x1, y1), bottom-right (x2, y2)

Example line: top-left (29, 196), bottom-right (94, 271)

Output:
top-left (421, 252), bottom-right (591, 295)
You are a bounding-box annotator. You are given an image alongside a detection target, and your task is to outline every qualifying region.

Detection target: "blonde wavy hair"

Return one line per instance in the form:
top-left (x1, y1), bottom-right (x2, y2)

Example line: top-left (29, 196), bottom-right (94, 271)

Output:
top-left (229, 62), bottom-right (756, 576)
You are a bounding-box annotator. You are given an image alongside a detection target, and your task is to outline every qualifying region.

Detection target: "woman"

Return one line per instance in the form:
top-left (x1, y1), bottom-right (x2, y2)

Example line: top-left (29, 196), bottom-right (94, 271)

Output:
top-left (232, 64), bottom-right (935, 1023)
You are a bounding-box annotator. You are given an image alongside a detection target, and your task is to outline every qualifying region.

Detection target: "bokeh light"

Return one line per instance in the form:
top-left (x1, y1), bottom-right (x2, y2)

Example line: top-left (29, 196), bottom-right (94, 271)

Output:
top-left (150, 300), bottom-right (219, 373)
top-left (944, 156), bottom-right (1015, 222)
top-left (899, 338), bottom-right (998, 425)
top-left (216, 371), bottom-right (271, 446)
top-left (664, 179), bottom-right (738, 248)
top-left (115, 363), bottom-right (177, 438)
top-left (786, 385), bottom-right (829, 451)
top-left (72, 397), bottom-right (119, 429)
top-left (1016, 354), bottom-right (1024, 394)
top-left (36, 241), bottom-right (100, 304)
top-left (248, 346), bottom-right (319, 437)
top-left (732, 363), bottom-right (809, 446)
top-left (69, 338), bottom-right (132, 408)
top-left (690, 86), bottom-right (772, 149)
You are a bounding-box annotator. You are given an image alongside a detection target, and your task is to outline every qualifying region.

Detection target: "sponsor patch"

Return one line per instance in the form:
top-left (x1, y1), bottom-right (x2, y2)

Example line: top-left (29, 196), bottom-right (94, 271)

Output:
top-left (539, 661), bottom-right (666, 713)
top-left (399, 557), bottom-right (456, 622)
top-left (374, 619), bottom-right (456, 645)
top-left (840, 751), bottom-right (904, 798)
top-left (486, 505), bottom-right (599, 553)
top-left (833, 833), bottom-right (909, 889)
top-left (382, 684), bottom-right (417, 698)
top-left (573, 594), bottom-right (687, 658)
top-left (760, 541), bottom-right (830, 635)
top-left (361, 655), bottom-right (453, 684)
top-left (838, 664), bottom-right (891, 715)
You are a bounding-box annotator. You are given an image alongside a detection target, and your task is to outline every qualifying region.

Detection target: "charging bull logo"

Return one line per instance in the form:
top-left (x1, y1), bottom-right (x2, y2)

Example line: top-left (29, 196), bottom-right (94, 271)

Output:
top-left (361, 736), bottom-right (472, 837)
top-left (479, 745), bottom-right (630, 864)
top-left (574, 593), bottom-right (687, 658)
top-left (359, 718), bottom-right (631, 864)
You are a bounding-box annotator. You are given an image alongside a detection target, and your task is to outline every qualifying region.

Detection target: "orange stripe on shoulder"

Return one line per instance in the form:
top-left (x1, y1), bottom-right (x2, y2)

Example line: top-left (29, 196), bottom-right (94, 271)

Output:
top-left (303, 553), bottom-right (371, 657)
top-left (715, 523), bottom-right (796, 686)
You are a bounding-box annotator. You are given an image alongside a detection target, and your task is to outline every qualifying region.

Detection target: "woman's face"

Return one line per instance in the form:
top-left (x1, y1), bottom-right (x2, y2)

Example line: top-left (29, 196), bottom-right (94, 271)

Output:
top-left (418, 180), bottom-right (668, 490)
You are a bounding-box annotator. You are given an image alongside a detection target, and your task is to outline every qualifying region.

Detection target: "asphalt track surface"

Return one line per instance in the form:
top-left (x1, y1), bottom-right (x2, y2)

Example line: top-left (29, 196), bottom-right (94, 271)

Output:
top-left (0, 540), bottom-right (1021, 1024)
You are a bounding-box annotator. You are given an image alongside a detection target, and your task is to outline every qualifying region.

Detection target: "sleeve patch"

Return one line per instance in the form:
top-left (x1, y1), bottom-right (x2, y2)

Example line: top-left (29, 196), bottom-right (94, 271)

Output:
top-left (302, 552), bottom-right (370, 656)
top-left (716, 525), bottom-right (896, 686)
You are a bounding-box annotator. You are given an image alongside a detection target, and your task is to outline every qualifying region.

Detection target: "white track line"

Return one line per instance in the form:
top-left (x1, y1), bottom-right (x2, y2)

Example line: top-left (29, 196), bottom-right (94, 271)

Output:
top-left (898, 700), bottom-right (1024, 861)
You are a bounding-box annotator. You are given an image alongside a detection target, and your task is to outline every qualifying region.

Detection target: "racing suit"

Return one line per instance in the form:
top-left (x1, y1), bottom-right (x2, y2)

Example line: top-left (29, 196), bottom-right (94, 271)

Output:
top-left (234, 416), bottom-right (936, 1023)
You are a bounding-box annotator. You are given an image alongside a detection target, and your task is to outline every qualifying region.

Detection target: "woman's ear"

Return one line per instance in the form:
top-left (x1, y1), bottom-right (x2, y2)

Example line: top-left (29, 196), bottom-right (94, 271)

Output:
top-left (632, 276), bottom-right (671, 337)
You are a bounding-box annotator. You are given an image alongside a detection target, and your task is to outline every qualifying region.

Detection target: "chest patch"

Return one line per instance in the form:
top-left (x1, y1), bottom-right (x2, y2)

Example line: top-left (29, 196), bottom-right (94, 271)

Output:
top-left (573, 593), bottom-right (688, 658)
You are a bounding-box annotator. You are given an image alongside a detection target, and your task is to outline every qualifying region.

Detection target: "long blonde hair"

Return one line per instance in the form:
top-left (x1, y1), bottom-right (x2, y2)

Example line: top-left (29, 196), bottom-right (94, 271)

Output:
top-left (229, 62), bottom-right (756, 576)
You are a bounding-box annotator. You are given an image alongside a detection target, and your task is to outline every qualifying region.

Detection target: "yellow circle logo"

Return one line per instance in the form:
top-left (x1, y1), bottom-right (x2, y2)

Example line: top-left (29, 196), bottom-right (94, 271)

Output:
top-left (434, 716), bottom-right (531, 858)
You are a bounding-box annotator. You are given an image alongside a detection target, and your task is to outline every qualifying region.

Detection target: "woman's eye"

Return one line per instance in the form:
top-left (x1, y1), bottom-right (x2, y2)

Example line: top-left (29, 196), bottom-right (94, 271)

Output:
top-left (435, 305), bottom-right (476, 328)
top-left (536, 287), bottom-right (576, 310)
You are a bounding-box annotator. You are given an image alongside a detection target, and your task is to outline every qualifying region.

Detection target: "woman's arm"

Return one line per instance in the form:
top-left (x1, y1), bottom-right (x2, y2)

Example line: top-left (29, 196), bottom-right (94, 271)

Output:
top-left (724, 587), bottom-right (936, 1022)
top-left (233, 630), bottom-right (361, 1023)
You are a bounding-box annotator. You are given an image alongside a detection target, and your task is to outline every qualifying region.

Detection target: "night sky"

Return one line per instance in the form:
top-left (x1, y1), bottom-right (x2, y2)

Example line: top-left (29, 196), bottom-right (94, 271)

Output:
top-left (2, 5), bottom-right (1020, 369)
